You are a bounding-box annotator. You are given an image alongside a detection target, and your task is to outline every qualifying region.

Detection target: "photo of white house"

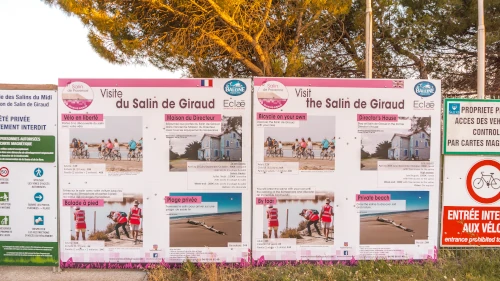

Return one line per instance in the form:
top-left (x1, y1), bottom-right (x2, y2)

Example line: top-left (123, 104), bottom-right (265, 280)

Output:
top-left (388, 130), bottom-right (430, 161)
top-left (198, 130), bottom-right (242, 161)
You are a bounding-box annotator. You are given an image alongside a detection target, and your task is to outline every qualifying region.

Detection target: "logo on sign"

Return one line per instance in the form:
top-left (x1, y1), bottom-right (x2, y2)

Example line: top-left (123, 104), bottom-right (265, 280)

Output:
top-left (62, 81), bottom-right (94, 110)
top-left (414, 81), bottom-right (436, 97)
top-left (0, 167), bottom-right (8, 177)
top-left (449, 103), bottom-right (460, 115)
top-left (0, 192), bottom-right (8, 202)
top-left (0, 216), bottom-right (9, 225)
top-left (153, 253), bottom-right (158, 258)
top-left (34, 216), bottom-right (44, 226)
top-left (223, 80), bottom-right (247, 96)
top-left (343, 250), bottom-right (349, 256)
top-left (256, 81), bottom-right (289, 110)
top-left (34, 168), bottom-right (44, 178)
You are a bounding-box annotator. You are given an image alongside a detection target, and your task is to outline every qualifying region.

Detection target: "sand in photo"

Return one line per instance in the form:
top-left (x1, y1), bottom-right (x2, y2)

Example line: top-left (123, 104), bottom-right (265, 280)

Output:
top-left (360, 211), bottom-right (429, 244)
top-left (170, 213), bottom-right (242, 247)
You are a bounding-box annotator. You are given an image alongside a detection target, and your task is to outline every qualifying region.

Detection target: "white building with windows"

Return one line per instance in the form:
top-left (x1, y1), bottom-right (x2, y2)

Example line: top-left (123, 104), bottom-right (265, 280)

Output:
top-left (197, 130), bottom-right (242, 161)
top-left (388, 130), bottom-right (430, 160)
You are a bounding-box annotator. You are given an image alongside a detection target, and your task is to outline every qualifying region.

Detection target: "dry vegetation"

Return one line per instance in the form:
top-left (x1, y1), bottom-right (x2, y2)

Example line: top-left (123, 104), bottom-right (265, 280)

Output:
top-left (148, 249), bottom-right (500, 281)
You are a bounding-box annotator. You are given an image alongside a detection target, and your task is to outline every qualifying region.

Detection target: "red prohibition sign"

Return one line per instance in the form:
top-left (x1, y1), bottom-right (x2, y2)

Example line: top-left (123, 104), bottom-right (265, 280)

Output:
top-left (0, 167), bottom-right (8, 177)
top-left (466, 159), bottom-right (500, 204)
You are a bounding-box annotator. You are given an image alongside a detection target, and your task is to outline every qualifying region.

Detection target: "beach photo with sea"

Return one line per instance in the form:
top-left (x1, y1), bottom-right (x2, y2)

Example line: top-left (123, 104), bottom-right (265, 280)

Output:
top-left (262, 191), bottom-right (335, 245)
top-left (263, 116), bottom-right (336, 171)
top-left (69, 194), bottom-right (143, 248)
top-left (169, 192), bottom-right (242, 247)
top-left (169, 116), bottom-right (243, 172)
top-left (68, 116), bottom-right (143, 172)
top-left (359, 190), bottom-right (429, 245)
top-left (360, 116), bottom-right (431, 171)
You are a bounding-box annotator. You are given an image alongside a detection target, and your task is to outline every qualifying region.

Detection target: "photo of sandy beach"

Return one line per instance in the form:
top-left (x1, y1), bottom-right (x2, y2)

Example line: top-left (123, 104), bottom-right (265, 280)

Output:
top-left (360, 116), bottom-right (431, 171)
top-left (263, 116), bottom-right (336, 171)
top-left (69, 194), bottom-right (143, 248)
top-left (359, 191), bottom-right (429, 245)
top-left (262, 192), bottom-right (335, 245)
top-left (69, 116), bottom-right (143, 172)
top-left (169, 116), bottom-right (242, 172)
top-left (169, 192), bottom-right (242, 247)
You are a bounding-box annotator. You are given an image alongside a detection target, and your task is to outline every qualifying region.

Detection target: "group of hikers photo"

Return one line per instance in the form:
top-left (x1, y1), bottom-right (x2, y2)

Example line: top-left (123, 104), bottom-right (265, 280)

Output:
top-left (266, 198), bottom-right (334, 242)
top-left (73, 200), bottom-right (144, 245)
top-left (265, 136), bottom-right (336, 160)
top-left (71, 137), bottom-right (143, 161)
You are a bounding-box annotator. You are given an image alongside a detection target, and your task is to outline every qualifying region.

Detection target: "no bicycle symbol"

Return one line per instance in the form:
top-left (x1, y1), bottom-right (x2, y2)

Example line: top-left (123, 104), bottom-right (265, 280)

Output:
top-left (466, 159), bottom-right (500, 204)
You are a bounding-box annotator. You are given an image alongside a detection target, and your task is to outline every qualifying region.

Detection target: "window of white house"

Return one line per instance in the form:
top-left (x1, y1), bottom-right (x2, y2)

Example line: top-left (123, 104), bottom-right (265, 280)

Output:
top-left (404, 149), bottom-right (408, 156)
top-left (226, 150), bottom-right (230, 157)
top-left (232, 133), bottom-right (236, 138)
top-left (226, 140), bottom-right (229, 147)
top-left (425, 141), bottom-right (429, 147)
top-left (215, 150), bottom-right (218, 157)
top-left (416, 149), bottom-right (419, 156)
top-left (421, 133), bottom-right (425, 138)
top-left (416, 140), bottom-right (419, 147)
top-left (236, 141), bottom-right (240, 147)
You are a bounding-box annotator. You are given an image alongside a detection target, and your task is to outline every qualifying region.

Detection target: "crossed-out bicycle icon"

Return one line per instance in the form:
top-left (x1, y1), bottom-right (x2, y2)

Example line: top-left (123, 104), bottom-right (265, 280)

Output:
top-left (473, 172), bottom-right (500, 189)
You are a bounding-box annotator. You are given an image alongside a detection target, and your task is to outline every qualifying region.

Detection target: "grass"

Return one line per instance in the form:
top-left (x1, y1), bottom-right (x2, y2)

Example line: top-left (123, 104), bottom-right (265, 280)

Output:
top-left (88, 230), bottom-right (111, 241)
top-left (147, 249), bottom-right (500, 281)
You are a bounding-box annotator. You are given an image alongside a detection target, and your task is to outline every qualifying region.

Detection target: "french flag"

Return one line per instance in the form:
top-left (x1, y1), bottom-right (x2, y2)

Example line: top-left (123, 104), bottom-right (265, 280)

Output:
top-left (200, 79), bottom-right (213, 87)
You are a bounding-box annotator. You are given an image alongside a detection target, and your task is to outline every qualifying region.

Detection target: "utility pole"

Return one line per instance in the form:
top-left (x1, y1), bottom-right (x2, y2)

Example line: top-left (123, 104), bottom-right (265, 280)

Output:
top-left (477, 0), bottom-right (486, 99)
top-left (365, 0), bottom-right (373, 79)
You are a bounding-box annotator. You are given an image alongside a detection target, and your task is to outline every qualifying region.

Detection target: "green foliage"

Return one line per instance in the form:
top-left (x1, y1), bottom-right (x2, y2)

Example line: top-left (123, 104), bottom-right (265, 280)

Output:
top-left (169, 146), bottom-right (180, 160)
top-left (181, 141), bottom-right (202, 160)
top-left (360, 146), bottom-right (371, 159)
top-left (373, 141), bottom-right (392, 159)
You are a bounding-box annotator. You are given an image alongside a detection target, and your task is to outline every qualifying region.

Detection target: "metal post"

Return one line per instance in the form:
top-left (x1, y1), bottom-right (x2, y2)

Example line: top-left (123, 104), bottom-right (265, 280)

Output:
top-left (286, 209), bottom-right (289, 230)
top-left (365, 0), bottom-right (373, 79)
top-left (478, 0), bottom-right (486, 99)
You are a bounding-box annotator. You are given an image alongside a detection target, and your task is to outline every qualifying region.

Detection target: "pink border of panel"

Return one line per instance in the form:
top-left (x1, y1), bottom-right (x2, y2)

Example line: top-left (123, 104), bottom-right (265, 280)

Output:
top-left (58, 78), bottom-right (212, 88)
top-left (253, 77), bottom-right (397, 88)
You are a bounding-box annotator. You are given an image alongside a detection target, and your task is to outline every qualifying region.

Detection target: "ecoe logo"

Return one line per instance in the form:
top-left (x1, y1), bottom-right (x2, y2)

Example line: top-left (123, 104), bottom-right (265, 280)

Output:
top-left (61, 81), bottom-right (94, 110)
top-left (223, 80), bottom-right (247, 96)
top-left (414, 81), bottom-right (436, 98)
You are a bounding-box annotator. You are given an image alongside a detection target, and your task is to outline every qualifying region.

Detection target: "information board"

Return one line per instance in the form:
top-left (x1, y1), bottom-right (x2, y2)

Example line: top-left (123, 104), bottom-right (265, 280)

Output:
top-left (0, 88), bottom-right (58, 266)
top-left (252, 78), bottom-right (441, 261)
top-left (444, 99), bottom-right (500, 155)
top-left (58, 78), bottom-right (251, 265)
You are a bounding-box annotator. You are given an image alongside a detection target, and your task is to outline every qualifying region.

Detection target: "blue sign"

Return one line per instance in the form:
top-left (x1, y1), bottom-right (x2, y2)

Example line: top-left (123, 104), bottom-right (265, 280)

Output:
top-left (34, 216), bottom-right (44, 226)
top-left (34, 192), bottom-right (44, 202)
top-left (448, 103), bottom-right (461, 115)
top-left (223, 80), bottom-right (247, 96)
top-left (34, 167), bottom-right (44, 178)
top-left (153, 253), bottom-right (158, 258)
top-left (414, 81), bottom-right (436, 97)
top-left (343, 250), bottom-right (349, 256)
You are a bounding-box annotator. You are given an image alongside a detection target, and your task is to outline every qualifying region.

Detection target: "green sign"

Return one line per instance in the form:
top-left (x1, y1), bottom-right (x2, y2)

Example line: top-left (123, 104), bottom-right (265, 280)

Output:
top-left (0, 192), bottom-right (8, 202)
top-left (0, 135), bottom-right (55, 162)
top-left (0, 215), bottom-right (10, 225)
top-left (0, 242), bottom-right (58, 266)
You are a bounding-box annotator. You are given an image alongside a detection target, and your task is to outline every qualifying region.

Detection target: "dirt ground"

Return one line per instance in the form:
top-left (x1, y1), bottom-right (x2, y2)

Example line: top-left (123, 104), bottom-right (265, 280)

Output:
top-left (170, 158), bottom-right (188, 172)
top-left (104, 236), bottom-right (143, 248)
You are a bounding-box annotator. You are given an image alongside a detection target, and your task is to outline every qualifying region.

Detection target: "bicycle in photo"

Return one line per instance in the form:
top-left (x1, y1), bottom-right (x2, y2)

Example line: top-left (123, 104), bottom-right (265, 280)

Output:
top-left (276, 148), bottom-right (283, 157)
top-left (473, 172), bottom-right (500, 189)
top-left (135, 150), bottom-right (142, 162)
top-left (81, 150), bottom-right (90, 159)
top-left (127, 150), bottom-right (139, 161)
top-left (111, 150), bottom-right (122, 161)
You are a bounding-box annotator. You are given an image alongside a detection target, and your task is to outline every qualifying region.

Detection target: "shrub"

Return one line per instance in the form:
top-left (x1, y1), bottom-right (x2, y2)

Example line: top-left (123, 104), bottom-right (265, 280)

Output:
top-left (280, 228), bottom-right (303, 239)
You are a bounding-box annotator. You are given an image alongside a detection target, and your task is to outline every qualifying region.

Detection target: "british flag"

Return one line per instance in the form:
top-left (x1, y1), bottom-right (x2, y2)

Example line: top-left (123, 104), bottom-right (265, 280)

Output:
top-left (392, 80), bottom-right (404, 88)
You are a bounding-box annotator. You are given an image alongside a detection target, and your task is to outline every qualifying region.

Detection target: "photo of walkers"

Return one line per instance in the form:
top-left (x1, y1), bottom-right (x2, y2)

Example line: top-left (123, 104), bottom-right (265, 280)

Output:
top-left (360, 116), bottom-right (431, 170)
top-left (263, 116), bottom-right (336, 171)
top-left (262, 192), bottom-right (335, 245)
top-left (69, 116), bottom-right (143, 172)
top-left (69, 194), bottom-right (143, 248)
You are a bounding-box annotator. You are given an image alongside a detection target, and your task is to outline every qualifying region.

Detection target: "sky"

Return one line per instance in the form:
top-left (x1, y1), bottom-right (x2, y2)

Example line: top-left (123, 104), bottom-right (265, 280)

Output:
top-left (169, 193), bottom-right (242, 214)
top-left (70, 116), bottom-right (142, 144)
top-left (264, 116), bottom-right (336, 142)
top-left (0, 0), bottom-right (180, 85)
top-left (360, 190), bottom-right (430, 212)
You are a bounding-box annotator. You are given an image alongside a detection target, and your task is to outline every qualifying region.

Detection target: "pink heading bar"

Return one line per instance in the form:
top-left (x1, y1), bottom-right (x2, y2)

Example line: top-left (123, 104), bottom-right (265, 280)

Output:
top-left (256, 197), bottom-right (277, 205)
top-left (356, 194), bottom-right (391, 202)
top-left (357, 114), bottom-right (398, 122)
top-left (164, 196), bottom-right (202, 204)
top-left (62, 199), bottom-right (104, 207)
top-left (58, 78), bottom-right (214, 88)
top-left (61, 114), bottom-right (104, 122)
top-left (165, 114), bottom-right (222, 122)
top-left (254, 77), bottom-right (396, 88)
top-left (256, 112), bottom-right (307, 121)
